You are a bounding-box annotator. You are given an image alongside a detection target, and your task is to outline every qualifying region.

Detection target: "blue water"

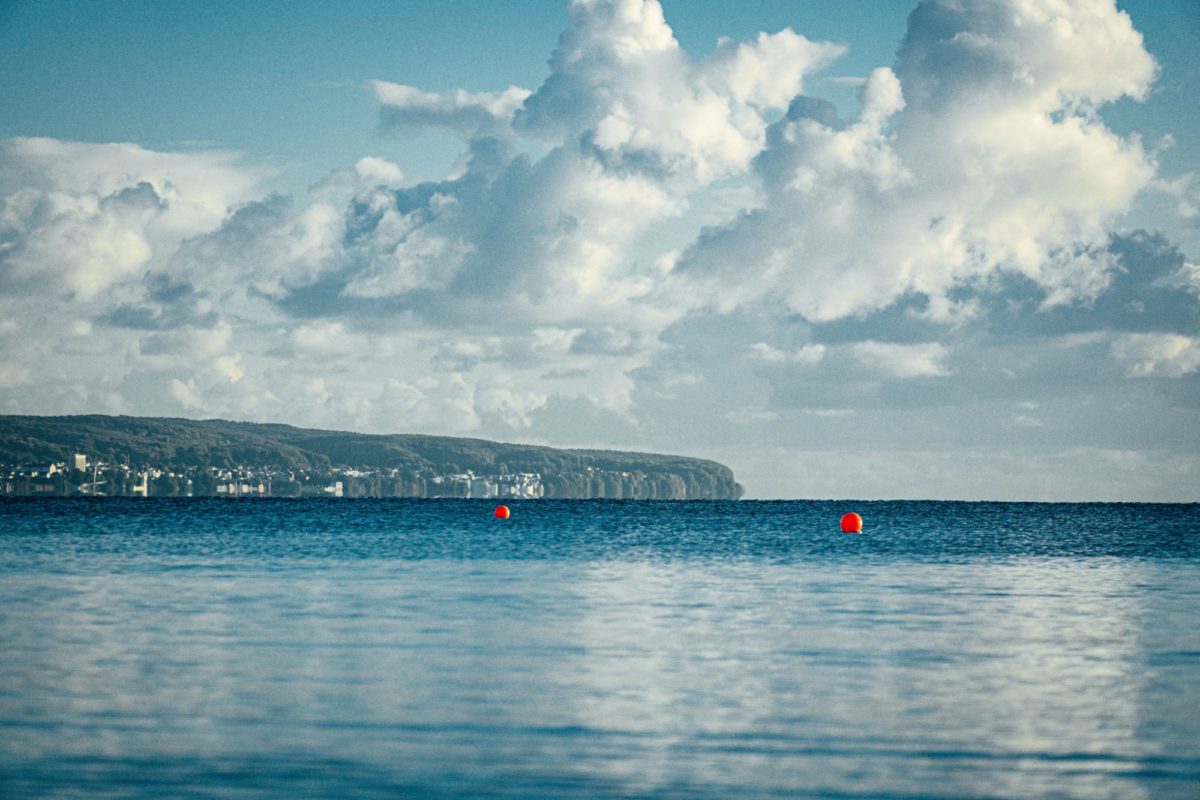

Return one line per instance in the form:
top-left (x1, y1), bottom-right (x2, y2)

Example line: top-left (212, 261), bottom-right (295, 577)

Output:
top-left (1, 499), bottom-right (1198, 799)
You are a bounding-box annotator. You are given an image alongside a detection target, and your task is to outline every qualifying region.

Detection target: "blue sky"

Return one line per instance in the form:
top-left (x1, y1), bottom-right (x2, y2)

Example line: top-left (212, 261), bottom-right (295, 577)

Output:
top-left (3, 1), bottom-right (1196, 187)
top-left (1, 0), bottom-right (1198, 499)
top-left (0, 0), bottom-right (920, 190)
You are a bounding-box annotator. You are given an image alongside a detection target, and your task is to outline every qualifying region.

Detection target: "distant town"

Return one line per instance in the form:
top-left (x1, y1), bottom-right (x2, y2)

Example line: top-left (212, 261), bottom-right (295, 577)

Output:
top-left (2, 453), bottom-right (548, 499)
top-left (0, 415), bottom-right (745, 499)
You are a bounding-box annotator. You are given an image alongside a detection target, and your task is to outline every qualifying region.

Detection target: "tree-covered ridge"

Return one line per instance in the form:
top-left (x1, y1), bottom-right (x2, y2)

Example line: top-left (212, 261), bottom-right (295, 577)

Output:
top-left (0, 415), bottom-right (743, 500)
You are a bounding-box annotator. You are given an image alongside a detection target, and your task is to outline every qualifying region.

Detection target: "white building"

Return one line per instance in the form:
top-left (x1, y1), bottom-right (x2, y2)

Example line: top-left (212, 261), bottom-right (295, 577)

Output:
top-left (469, 477), bottom-right (497, 498)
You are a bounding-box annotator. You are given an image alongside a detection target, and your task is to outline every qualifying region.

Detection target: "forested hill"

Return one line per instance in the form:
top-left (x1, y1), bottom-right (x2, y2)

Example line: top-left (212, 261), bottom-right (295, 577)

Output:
top-left (0, 415), bottom-right (743, 500)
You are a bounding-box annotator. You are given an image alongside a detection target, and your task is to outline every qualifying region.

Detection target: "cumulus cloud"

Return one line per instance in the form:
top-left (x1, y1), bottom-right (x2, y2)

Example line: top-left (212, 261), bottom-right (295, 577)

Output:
top-left (217, 0), bottom-right (850, 390)
top-left (354, 156), bottom-right (405, 186)
top-left (0, 137), bottom-right (261, 299)
top-left (118, 0), bottom-right (1170, 432)
top-left (517, 0), bottom-right (840, 182)
top-left (676, 0), bottom-right (1158, 321)
top-left (323, 2), bottom-right (826, 354)
top-left (702, 29), bottom-right (845, 110)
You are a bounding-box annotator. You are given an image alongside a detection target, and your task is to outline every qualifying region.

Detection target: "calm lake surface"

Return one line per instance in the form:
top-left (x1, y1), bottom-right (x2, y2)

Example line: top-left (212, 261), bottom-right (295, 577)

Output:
top-left (2, 498), bottom-right (1198, 799)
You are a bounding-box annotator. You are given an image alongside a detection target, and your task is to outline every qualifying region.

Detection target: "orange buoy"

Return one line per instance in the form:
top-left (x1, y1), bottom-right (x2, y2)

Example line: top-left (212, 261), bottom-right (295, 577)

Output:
top-left (840, 512), bottom-right (862, 533)
top-left (494, 505), bottom-right (511, 519)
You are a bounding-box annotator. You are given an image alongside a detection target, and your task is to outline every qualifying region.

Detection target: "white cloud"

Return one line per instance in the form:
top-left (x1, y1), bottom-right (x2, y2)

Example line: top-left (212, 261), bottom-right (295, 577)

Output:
top-left (517, 0), bottom-right (840, 182)
top-left (677, 0), bottom-right (1158, 321)
top-left (215, 354), bottom-right (245, 383)
top-left (1111, 333), bottom-right (1200, 377)
top-left (0, 138), bottom-right (261, 299)
top-left (372, 81), bottom-right (532, 137)
top-left (702, 30), bottom-right (846, 110)
top-left (1165, 261), bottom-right (1200, 298)
top-left (354, 156), bottom-right (405, 186)
top-left (169, 378), bottom-right (202, 410)
top-left (746, 343), bottom-right (789, 362)
top-left (291, 0), bottom-right (846, 350)
top-left (746, 342), bottom-right (825, 364)
top-left (851, 341), bottom-right (951, 378)
top-left (289, 321), bottom-right (367, 359)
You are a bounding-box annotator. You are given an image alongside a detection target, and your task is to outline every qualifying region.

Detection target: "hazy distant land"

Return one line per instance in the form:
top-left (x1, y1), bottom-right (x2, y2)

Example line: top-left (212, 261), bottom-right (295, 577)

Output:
top-left (0, 415), bottom-right (743, 500)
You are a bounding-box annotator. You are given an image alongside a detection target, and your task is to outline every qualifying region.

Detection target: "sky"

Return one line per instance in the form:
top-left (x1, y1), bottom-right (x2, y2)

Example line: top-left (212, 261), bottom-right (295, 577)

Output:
top-left (1, 0), bottom-right (1198, 501)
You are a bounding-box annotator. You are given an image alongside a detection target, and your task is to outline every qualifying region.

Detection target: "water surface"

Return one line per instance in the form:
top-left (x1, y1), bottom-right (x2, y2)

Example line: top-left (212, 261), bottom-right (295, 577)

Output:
top-left (2, 499), bottom-right (1198, 798)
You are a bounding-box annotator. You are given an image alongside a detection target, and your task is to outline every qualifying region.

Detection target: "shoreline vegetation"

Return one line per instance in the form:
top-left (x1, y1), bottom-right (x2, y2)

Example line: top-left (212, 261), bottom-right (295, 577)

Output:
top-left (0, 414), bottom-right (744, 500)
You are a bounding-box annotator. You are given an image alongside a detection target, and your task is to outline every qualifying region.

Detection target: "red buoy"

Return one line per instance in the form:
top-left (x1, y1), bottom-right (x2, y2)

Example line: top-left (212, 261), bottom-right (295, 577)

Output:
top-left (494, 505), bottom-right (511, 519)
top-left (840, 512), bottom-right (862, 533)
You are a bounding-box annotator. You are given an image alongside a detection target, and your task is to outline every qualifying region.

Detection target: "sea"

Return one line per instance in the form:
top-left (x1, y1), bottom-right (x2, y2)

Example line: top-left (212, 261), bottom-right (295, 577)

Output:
top-left (1, 498), bottom-right (1198, 799)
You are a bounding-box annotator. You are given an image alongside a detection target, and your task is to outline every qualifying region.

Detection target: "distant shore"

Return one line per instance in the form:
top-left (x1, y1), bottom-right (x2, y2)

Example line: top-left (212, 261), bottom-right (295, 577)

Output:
top-left (0, 414), bottom-right (744, 500)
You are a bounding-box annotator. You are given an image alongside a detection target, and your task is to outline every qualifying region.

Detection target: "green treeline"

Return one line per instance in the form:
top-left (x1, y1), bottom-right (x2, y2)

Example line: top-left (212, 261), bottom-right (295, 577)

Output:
top-left (0, 415), bottom-right (744, 500)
